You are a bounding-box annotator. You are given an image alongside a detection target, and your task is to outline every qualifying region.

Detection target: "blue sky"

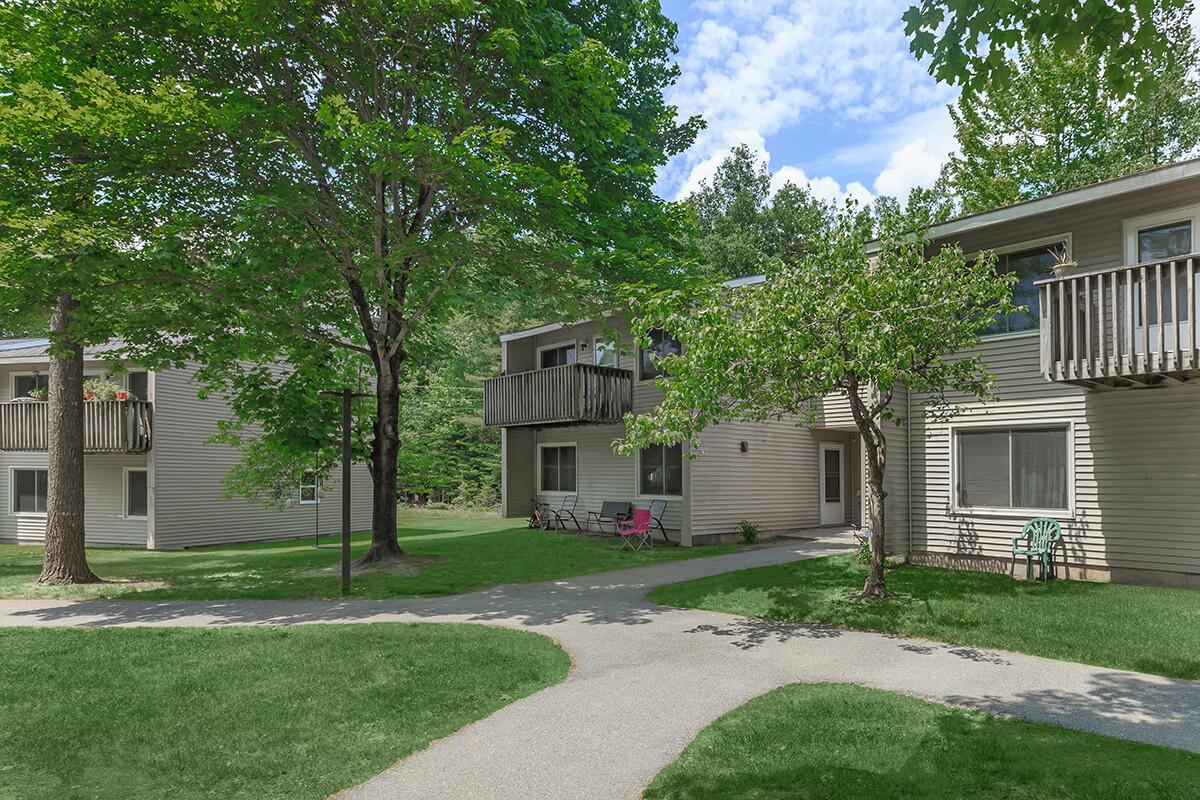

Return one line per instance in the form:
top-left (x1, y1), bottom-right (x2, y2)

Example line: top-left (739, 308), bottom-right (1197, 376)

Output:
top-left (655, 0), bottom-right (959, 203)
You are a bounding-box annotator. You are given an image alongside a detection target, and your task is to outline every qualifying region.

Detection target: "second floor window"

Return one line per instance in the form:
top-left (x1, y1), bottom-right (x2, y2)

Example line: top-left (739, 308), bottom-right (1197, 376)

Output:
top-left (594, 336), bottom-right (618, 367)
top-left (13, 374), bottom-right (48, 399)
top-left (639, 329), bottom-right (681, 380)
top-left (1137, 220), bottom-right (1192, 263)
top-left (986, 245), bottom-right (1061, 335)
top-left (539, 343), bottom-right (577, 369)
top-left (127, 371), bottom-right (149, 401)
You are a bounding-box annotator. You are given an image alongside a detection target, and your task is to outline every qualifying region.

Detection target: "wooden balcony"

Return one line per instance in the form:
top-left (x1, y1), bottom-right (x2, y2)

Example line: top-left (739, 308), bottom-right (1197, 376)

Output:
top-left (0, 400), bottom-right (153, 453)
top-left (1038, 253), bottom-right (1200, 389)
top-left (483, 364), bottom-right (633, 427)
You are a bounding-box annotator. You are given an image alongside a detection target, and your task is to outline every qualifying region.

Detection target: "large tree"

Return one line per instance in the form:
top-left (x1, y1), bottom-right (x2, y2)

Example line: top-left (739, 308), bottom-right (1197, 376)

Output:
top-left (618, 200), bottom-right (1015, 597)
top-left (904, 0), bottom-right (1193, 98)
top-left (939, 12), bottom-right (1200, 215)
top-left (684, 145), bottom-right (828, 279)
top-left (161, 0), bottom-right (700, 563)
top-left (0, 1), bottom-right (205, 583)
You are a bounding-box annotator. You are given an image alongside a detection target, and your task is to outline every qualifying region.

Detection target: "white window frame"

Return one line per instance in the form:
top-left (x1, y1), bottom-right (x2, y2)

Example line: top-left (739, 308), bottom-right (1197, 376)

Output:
top-left (536, 339), bottom-right (578, 370)
top-left (967, 233), bottom-right (1072, 342)
top-left (537, 441), bottom-right (578, 495)
top-left (299, 470), bottom-right (321, 505)
top-left (1123, 203), bottom-right (1199, 265)
top-left (947, 419), bottom-right (1075, 518)
top-left (635, 442), bottom-right (684, 500)
top-left (9, 466), bottom-right (48, 517)
top-left (593, 335), bottom-right (618, 368)
top-left (123, 467), bottom-right (149, 519)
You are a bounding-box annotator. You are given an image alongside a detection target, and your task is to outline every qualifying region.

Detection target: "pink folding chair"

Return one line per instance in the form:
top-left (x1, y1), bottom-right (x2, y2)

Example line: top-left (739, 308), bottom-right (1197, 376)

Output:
top-left (616, 508), bottom-right (653, 551)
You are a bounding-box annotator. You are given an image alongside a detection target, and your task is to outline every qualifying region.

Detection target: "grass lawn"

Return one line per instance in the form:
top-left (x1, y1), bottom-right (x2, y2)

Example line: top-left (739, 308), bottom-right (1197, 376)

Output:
top-left (648, 555), bottom-right (1200, 679)
top-left (0, 509), bottom-right (735, 600)
top-left (644, 682), bottom-right (1200, 799)
top-left (0, 623), bottom-right (568, 800)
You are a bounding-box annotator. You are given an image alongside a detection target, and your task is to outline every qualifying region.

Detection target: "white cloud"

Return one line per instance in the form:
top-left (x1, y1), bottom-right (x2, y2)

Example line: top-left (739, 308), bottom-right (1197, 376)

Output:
top-left (873, 137), bottom-right (946, 197)
top-left (771, 165), bottom-right (873, 206)
top-left (658, 1), bottom-right (957, 202)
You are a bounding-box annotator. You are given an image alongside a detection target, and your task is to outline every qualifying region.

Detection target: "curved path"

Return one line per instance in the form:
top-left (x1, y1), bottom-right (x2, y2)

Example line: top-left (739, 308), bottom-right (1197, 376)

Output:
top-left (2, 538), bottom-right (1197, 799)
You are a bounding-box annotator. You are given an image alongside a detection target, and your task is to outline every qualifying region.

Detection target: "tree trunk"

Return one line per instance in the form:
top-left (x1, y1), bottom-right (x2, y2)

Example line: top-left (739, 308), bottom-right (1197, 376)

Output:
top-left (861, 441), bottom-right (888, 598)
top-left (357, 366), bottom-right (405, 564)
top-left (38, 295), bottom-right (99, 585)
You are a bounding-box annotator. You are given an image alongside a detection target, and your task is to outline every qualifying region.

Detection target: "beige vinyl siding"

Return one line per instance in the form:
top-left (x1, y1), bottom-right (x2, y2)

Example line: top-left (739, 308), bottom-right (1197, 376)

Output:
top-left (688, 418), bottom-right (825, 539)
top-left (0, 452), bottom-right (149, 547)
top-left (909, 333), bottom-right (1200, 576)
top-left (151, 364), bottom-right (373, 549)
top-left (532, 423), bottom-right (685, 533)
top-left (0, 363), bottom-right (150, 547)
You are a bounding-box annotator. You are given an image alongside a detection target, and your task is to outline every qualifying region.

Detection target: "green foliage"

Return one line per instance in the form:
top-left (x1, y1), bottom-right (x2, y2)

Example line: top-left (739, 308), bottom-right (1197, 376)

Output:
top-left (903, 0), bottom-right (1192, 98)
top-left (0, 1), bottom-right (209, 350)
top-left (618, 199), bottom-right (1014, 453)
top-left (132, 0), bottom-right (701, 536)
top-left (81, 378), bottom-right (120, 401)
top-left (854, 534), bottom-right (871, 565)
top-left (736, 520), bottom-right (759, 545)
top-left (684, 145), bottom-right (828, 278)
top-left (939, 13), bottom-right (1200, 215)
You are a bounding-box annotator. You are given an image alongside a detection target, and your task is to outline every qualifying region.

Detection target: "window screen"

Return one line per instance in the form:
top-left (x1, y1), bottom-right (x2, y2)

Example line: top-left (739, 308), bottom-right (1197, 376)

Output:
top-left (127, 470), bottom-right (149, 518)
top-left (12, 469), bottom-right (47, 514)
top-left (640, 443), bottom-right (683, 496)
top-left (540, 446), bottom-right (576, 492)
top-left (957, 427), bottom-right (1068, 510)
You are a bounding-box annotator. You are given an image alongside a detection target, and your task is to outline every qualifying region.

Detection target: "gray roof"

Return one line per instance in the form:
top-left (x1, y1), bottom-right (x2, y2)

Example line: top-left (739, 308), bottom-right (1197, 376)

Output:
top-left (0, 338), bottom-right (128, 363)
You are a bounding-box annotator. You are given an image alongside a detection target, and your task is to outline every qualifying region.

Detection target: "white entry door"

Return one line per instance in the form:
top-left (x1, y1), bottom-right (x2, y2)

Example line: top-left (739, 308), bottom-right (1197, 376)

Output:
top-left (819, 442), bottom-right (845, 526)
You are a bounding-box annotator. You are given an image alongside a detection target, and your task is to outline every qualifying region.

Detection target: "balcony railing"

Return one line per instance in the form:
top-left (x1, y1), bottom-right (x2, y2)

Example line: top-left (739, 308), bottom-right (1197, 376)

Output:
top-left (0, 400), bottom-right (153, 453)
top-left (483, 363), bottom-right (633, 427)
top-left (1037, 253), bottom-right (1200, 388)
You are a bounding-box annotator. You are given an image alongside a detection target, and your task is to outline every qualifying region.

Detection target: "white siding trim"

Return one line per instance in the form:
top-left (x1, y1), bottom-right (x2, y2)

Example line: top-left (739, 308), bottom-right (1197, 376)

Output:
top-left (1122, 202), bottom-right (1200, 264)
top-left (947, 419), bottom-right (1076, 519)
top-left (8, 465), bottom-right (47, 517)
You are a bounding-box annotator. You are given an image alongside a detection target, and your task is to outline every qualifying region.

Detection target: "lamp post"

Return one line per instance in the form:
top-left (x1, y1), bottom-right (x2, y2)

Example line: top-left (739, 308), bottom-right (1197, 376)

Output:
top-left (320, 388), bottom-right (368, 595)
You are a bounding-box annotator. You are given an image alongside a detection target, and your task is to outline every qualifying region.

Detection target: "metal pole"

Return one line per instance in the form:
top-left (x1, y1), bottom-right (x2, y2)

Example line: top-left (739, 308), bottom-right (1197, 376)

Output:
top-left (341, 388), bottom-right (352, 596)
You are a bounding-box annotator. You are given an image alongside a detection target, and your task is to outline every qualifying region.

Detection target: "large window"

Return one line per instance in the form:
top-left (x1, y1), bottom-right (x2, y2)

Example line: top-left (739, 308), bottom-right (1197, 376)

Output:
top-left (299, 470), bottom-right (320, 504)
top-left (639, 443), bottom-right (683, 497)
top-left (539, 444), bottom-right (577, 493)
top-left (985, 245), bottom-right (1062, 335)
top-left (955, 427), bottom-right (1069, 511)
top-left (125, 469), bottom-right (148, 518)
top-left (1134, 220), bottom-right (1193, 326)
top-left (11, 468), bottom-right (47, 515)
top-left (539, 343), bottom-right (577, 369)
top-left (12, 373), bottom-right (48, 399)
top-left (639, 329), bottom-right (681, 379)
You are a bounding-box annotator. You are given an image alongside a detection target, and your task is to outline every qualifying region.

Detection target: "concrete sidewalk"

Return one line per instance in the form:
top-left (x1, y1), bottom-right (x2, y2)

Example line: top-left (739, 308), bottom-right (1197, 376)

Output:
top-left (2, 538), bottom-right (1197, 799)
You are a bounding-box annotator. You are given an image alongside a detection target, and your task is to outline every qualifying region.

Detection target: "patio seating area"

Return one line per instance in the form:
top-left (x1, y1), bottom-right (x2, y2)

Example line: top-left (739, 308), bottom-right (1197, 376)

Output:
top-left (531, 496), bottom-right (672, 546)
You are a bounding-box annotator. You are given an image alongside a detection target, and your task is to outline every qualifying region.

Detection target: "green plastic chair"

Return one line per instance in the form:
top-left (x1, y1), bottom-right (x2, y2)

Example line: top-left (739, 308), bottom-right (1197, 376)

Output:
top-left (1011, 517), bottom-right (1061, 582)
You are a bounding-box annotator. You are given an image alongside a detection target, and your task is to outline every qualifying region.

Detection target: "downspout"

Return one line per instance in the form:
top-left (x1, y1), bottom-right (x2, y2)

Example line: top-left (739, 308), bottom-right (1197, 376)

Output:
top-left (906, 386), bottom-right (912, 561)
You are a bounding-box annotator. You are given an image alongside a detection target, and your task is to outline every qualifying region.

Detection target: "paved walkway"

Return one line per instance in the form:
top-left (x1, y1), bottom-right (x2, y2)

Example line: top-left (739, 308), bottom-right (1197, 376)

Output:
top-left (2, 538), bottom-right (1197, 799)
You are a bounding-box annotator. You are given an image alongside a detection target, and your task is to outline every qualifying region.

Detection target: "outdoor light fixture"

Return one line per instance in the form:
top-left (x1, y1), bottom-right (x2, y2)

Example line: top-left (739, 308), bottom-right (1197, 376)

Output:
top-left (740, 441), bottom-right (749, 453)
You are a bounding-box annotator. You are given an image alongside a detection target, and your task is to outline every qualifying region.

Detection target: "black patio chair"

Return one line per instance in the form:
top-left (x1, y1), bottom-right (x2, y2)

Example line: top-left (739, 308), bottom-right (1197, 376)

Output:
top-left (548, 495), bottom-right (582, 532)
top-left (587, 501), bottom-right (632, 534)
top-left (647, 499), bottom-right (669, 542)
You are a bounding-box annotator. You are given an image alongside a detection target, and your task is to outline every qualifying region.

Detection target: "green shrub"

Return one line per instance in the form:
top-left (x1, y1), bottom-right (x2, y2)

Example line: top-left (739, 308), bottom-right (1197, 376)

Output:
top-left (854, 532), bottom-right (872, 565)
top-left (737, 520), bottom-right (759, 544)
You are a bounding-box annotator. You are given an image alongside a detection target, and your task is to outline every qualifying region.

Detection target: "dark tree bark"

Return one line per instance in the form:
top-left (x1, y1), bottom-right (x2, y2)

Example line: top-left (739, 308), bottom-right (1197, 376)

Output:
top-left (38, 295), bottom-right (100, 585)
top-left (357, 358), bottom-right (405, 565)
top-left (846, 374), bottom-right (890, 598)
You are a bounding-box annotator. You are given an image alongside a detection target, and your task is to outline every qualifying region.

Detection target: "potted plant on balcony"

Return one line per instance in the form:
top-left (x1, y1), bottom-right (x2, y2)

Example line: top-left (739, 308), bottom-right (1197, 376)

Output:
top-left (26, 387), bottom-right (47, 400)
top-left (82, 378), bottom-right (120, 401)
top-left (1050, 244), bottom-right (1077, 278)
